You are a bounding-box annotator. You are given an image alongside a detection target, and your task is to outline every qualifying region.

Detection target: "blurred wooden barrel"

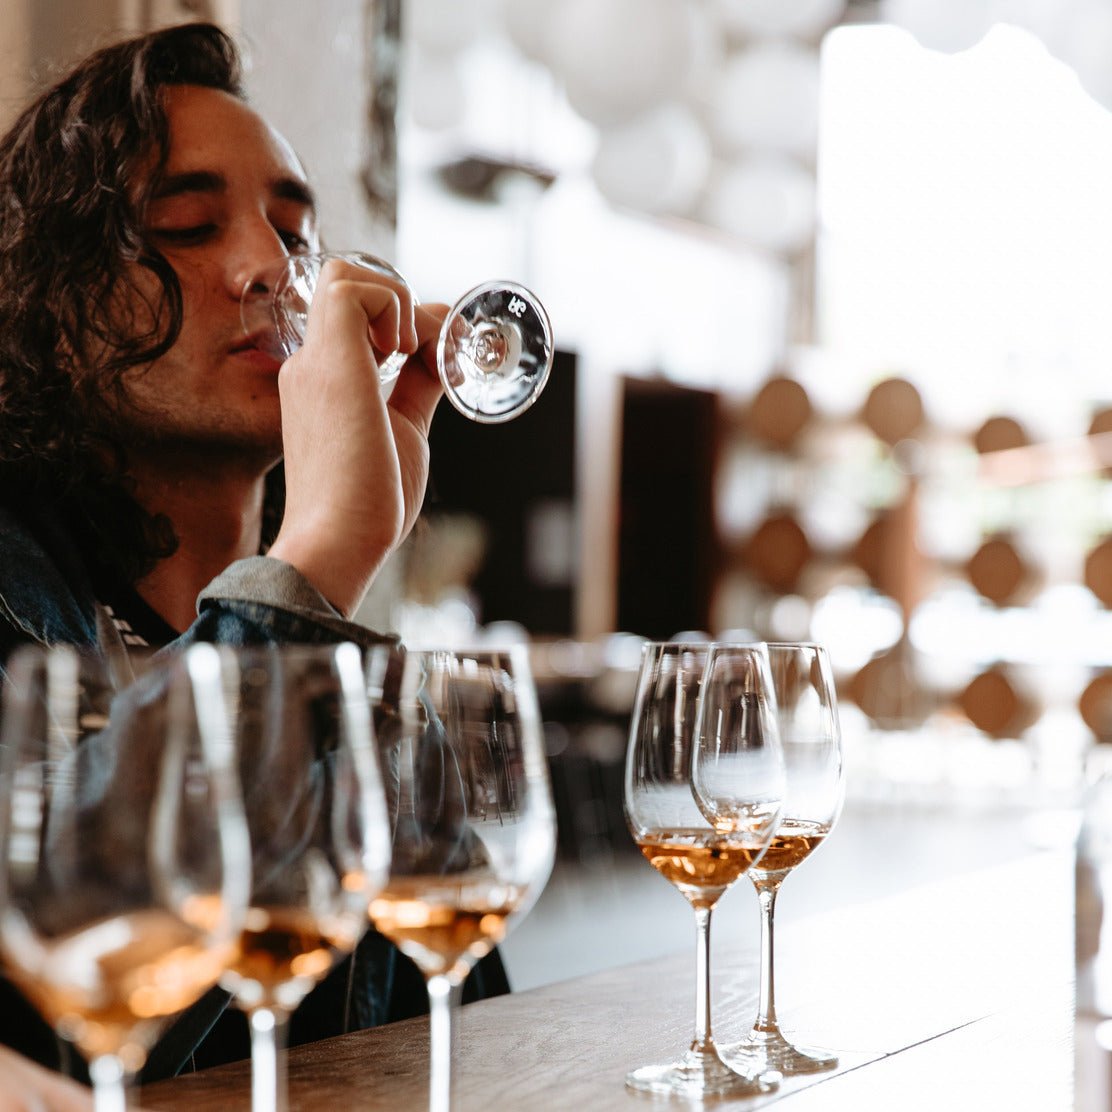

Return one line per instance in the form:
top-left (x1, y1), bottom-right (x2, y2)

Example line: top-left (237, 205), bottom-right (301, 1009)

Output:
top-left (847, 490), bottom-right (924, 619)
top-left (965, 533), bottom-right (1036, 606)
top-left (1088, 407), bottom-right (1112, 480)
top-left (1084, 536), bottom-right (1112, 608)
top-left (957, 666), bottom-right (1039, 739)
top-left (746, 376), bottom-right (813, 449)
top-left (745, 511), bottom-right (812, 593)
top-left (847, 644), bottom-right (933, 728)
top-left (1080, 672), bottom-right (1112, 744)
top-left (1089, 408), bottom-right (1112, 436)
top-left (973, 415), bottom-right (1029, 455)
top-left (861, 377), bottom-right (924, 446)
top-left (849, 515), bottom-right (886, 587)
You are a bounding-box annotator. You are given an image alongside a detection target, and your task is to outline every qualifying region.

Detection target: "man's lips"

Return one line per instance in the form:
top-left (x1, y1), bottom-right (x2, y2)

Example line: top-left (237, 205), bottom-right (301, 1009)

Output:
top-left (230, 333), bottom-right (283, 369)
top-left (229, 331), bottom-right (264, 354)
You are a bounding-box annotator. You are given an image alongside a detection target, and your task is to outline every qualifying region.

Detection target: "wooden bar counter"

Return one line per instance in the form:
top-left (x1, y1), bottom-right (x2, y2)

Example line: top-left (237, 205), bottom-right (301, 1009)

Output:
top-left (141, 848), bottom-right (1073, 1110)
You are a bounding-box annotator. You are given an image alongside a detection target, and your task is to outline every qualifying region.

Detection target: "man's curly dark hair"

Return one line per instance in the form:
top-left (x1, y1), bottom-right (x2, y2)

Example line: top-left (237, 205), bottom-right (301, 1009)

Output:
top-left (0, 21), bottom-right (283, 585)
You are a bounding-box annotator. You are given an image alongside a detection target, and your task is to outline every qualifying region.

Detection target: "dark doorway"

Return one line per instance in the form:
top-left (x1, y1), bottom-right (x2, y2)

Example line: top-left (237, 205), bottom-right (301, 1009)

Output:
top-left (426, 350), bottom-right (578, 635)
top-left (617, 377), bottom-right (719, 639)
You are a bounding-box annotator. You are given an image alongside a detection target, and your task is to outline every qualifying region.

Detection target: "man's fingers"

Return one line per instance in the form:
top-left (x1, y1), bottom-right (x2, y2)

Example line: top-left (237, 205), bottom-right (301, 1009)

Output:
top-left (306, 259), bottom-right (418, 355)
top-left (302, 281), bottom-right (409, 368)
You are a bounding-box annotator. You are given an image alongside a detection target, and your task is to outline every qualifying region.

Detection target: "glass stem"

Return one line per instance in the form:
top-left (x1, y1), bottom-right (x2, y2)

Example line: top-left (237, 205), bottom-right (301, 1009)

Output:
top-left (89, 1054), bottom-right (128, 1112)
top-left (249, 1006), bottom-right (290, 1112)
top-left (427, 974), bottom-right (462, 1112)
top-left (754, 879), bottom-right (784, 1037)
top-left (691, 905), bottom-right (715, 1055)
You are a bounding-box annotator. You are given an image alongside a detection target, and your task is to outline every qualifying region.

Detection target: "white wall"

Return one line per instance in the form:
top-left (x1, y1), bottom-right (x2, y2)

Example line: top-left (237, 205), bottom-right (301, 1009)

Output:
top-left (240, 0), bottom-right (395, 258)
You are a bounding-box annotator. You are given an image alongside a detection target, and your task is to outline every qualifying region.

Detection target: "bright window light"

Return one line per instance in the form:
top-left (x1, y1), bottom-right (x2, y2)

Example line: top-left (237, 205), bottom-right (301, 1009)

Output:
top-left (817, 23), bottom-right (1112, 436)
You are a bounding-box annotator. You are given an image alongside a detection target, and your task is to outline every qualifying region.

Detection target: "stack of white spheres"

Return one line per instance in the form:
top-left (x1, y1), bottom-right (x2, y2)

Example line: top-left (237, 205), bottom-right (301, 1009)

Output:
top-left (405, 0), bottom-right (1112, 259)
top-left (406, 0), bottom-right (842, 257)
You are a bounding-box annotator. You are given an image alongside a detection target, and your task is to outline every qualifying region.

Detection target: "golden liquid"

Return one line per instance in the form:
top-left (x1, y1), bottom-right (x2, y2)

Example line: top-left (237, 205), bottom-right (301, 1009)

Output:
top-left (752, 818), bottom-right (828, 875)
top-left (369, 878), bottom-right (523, 978)
top-left (5, 906), bottom-right (231, 1065)
top-left (637, 829), bottom-right (765, 908)
top-left (222, 906), bottom-right (363, 1009)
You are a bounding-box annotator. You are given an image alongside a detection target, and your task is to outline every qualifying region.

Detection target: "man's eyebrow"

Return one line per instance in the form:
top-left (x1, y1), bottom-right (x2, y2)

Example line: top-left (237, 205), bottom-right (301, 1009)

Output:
top-left (151, 170), bottom-right (224, 200)
top-left (150, 170), bottom-right (316, 211)
top-left (273, 176), bottom-right (316, 210)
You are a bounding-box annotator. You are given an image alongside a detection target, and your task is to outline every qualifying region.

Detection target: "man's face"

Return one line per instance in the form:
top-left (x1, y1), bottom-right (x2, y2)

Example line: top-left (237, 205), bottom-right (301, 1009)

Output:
top-left (116, 84), bottom-right (318, 467)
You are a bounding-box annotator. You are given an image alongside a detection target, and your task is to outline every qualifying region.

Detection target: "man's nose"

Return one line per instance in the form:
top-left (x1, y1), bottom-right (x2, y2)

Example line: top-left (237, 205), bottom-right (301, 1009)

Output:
top-left (227, 222), bottom-right (289, 299)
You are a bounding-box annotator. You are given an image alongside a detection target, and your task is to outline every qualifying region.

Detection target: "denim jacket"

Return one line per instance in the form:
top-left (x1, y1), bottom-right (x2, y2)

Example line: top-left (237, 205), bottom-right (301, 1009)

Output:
top-left (0, 502), bottom-right (509, 1082)
top-left (0, 502), bottom-right (395, 658)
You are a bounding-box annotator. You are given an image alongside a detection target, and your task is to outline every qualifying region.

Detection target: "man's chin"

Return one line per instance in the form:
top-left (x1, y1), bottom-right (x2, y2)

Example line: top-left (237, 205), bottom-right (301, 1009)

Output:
top-left (125, 428), bottom-right (283, 469)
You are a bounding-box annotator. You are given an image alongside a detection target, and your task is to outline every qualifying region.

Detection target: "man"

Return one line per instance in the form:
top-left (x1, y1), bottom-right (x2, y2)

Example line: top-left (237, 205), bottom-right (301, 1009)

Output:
top-left (0, 21), bottom-right (507, 1083)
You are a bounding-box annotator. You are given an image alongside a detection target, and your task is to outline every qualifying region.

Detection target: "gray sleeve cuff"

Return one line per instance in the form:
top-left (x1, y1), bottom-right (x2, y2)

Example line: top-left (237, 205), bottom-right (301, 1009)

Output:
top-left (197, 557), bottom-right (399, 649)
top-left (198, 556), bottom-right (347, 616)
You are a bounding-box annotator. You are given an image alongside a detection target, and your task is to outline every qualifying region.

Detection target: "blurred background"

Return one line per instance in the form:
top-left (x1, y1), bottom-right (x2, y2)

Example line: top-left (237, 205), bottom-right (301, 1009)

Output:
top-left (7, 0), bottom-right (1112, 986)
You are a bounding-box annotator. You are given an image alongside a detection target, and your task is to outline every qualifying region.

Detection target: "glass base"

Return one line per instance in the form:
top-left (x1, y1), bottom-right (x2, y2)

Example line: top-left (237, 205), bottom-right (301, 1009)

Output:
top-left (437, 281), bottom-right (552, 424)
top-left (626, 1047), bottom-right (779, 1099)
top-left (720, 1031), bottom-right (838, 1077)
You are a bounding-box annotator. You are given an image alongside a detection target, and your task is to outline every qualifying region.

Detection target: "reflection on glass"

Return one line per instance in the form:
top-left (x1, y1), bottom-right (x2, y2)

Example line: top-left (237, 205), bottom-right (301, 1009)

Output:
top-left (215, 644), bottom-right (390, 1112)
top-left (365, 645), bottom-right (555, 1112)
top-left (624, 641), bottom-right (784, 1100)
top-left (0, 645), bottom-right (249, 1112)
top-left (711, 642), bottom-right (845, 1077)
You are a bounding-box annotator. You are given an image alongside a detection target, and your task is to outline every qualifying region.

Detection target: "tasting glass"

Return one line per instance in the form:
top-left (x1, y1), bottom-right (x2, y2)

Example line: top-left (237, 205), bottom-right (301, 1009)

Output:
top-left (215, 644), bottom-right (390, 1112)
top-left (623, 641), bottom-right (784, 1099)
top-left (364, 645), bottom-right (556, 1112)
top-left (240, 251), bottom-right (553, 424)
top-left (712, 642), bottom-right (845, 1076)
top-left (0, 644), bottom-right (249, 1112)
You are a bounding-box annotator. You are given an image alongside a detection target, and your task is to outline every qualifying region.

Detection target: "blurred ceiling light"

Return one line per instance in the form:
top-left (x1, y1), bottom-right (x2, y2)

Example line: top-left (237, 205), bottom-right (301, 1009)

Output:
top-left (702, 155), bottom-right (817, 255)
top-left (880, 0), bottom-right (995, 53)
top-left (716, 0), bottom-right (848, 40)
top-left (1052, 0), bottom-right (1112, 112)
top-left (879, 0), bottom-right (1112, 111)
top-left (591, 104), bottom-right (712, 216)
top-left (711, 42), bottom-right (822, 158)
top-left (547, 0), bottom-right (698, 126)
top-left (498, 0), bottom-right (556, 63)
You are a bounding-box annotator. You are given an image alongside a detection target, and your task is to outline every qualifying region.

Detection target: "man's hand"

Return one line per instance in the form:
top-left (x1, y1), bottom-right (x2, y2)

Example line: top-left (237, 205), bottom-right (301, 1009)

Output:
top-left (0, 1045), bottom-right (95, 1111)
top-left (267, 258), bottom-right (445, 616)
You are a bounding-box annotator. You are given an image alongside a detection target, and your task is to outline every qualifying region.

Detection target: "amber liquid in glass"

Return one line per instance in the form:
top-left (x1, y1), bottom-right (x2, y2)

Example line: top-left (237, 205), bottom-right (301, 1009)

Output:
top-left (221, 905), bottom-right (363, 1007)
top-left (750, 818), bottom-right (827, 876)
top-left (369, 878), bottom-right (523, 978)
top-left (5, 907), bottom-right (231, 1064)
top-left (637, 829), bottom-right (766, 908)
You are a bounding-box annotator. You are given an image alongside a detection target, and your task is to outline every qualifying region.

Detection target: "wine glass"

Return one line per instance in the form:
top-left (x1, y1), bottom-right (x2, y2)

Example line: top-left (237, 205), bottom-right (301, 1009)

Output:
top-left (0, 644), bottom-right (250, 1112)
top-left (623, 641), bottom-right (784, 1099)
top-left (240, 251), bottom-right (554, 424)
top-left (711, 642), bottom-right (845, 1077)
top-left (214, 643), bottom-right (390, 1112)
top-left (364, 645), bottom-right (556, 1112)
